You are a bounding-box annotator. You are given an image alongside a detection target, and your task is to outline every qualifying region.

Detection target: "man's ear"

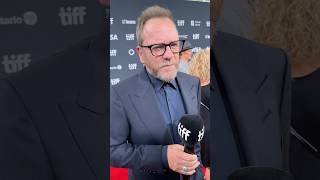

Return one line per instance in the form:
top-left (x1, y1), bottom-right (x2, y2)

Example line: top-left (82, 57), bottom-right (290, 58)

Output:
top-left (136, 46), bottom-right (145, 64)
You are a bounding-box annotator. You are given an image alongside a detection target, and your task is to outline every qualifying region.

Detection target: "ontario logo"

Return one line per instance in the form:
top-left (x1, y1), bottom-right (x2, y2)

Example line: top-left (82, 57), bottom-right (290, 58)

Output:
top-left (0, 11), bottom-right (38, 26)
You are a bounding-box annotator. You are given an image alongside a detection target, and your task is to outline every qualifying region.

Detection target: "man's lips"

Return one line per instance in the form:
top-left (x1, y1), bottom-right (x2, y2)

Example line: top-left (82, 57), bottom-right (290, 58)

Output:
top-left (160, 64), bottom-right (175, 68)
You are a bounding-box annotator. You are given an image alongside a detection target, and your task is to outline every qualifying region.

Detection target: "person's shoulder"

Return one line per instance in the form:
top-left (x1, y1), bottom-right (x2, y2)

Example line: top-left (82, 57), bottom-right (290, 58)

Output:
top-left (177, 71), bottom-right (199, 80)
top-left (216, 31), bottom-right (279, 53)
top-left (111, 72), bottom-right (141, 93)
top-left (4, 35), bottom-right (95, 85)
top-left (1, 34), bottom-right (104, 99)
top-left (216, 31), bottom-right (287, 67)
top-left (177, 72), bottom-right (200, 87)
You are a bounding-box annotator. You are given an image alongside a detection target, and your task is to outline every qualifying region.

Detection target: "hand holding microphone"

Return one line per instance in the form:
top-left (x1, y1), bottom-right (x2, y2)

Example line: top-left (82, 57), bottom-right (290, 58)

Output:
top-left (167, 115), bottom-right (205, 178)
top-left (167, 144), bottom-right (200, 175)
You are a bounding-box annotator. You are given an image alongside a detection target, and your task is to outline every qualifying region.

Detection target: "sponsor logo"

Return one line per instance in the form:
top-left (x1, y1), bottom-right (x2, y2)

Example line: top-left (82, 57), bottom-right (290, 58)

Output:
top-left (110, 34), bottom-right (118, 40)
top-left (179, 34), bottom-right (188, 39)
top-left (206, 21), bottom-right (210, 27)
top-left (190, 20), bottom-right (201, 27)
top-left (128, 49), bottom-right (135, 56)
top-left (110, 65), bottom-right (122, 70)
top-left (0, 11), bottom-right (38, 25)
top-left (121, 19), bottom-right (136, 25)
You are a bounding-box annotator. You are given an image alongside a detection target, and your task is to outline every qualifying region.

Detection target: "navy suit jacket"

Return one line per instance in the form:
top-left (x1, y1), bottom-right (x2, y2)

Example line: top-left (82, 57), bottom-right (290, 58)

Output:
top-left (211, 32), bottom-right (291, 174)
top-left (110, 69), bottom-right (202, 180)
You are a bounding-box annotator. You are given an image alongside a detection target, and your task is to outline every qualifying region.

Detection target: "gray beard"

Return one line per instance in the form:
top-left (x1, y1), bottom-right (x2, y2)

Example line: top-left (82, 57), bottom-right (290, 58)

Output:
top-left (146, 66), bottom-right (177, 82)
top-left (157, 70), bottom-right (177, 82)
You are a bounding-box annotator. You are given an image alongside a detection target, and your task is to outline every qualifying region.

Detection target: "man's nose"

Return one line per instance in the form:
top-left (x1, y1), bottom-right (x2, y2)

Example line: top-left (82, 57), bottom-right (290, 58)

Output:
top-left (162, 45), bottom-right (174, 59)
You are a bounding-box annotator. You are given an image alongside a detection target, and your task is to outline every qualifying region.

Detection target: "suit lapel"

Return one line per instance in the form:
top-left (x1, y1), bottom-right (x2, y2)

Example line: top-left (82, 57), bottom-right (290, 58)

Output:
top-left (58, 33), bottom-right (107, 180)
top-left (59, 101), bottom-right (106, 180)
top-left (176, 73), bottom-right (198, 115)
top-left (214, 34), bottom-right (277, 165)
top-left (130, 69), bottom-right (174, 144)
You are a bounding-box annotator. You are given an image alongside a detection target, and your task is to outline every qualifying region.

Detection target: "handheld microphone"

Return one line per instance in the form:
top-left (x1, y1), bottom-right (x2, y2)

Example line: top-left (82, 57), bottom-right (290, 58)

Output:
top-left (177, 114), bottom-right (205, 180)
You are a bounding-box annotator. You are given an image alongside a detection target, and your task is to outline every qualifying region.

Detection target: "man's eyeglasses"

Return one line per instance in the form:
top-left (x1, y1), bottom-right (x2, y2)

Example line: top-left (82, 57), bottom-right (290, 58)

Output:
top-left (140, 40), bottom-right (185, 57)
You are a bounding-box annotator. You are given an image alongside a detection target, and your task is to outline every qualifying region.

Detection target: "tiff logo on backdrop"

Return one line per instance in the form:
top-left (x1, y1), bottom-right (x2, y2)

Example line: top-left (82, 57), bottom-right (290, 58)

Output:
top-left (128, 63), bottom-right (137, 70)
top-left (2, 53), bottom-right (31, 74)
top-left (59, 6), bottom-right (86, 25)
top-left (177, 20), bottom-right (185, 27)
top-left (125, 34), bottom-right (134, 41)
top-left (110, 78), bottom-right (120, 85)
top-left (193, 33), bottom-right (200, 40)
top-left (198, 127), bottom-right (204, 142)
top-left (110, 49), bottom-right (117, 57)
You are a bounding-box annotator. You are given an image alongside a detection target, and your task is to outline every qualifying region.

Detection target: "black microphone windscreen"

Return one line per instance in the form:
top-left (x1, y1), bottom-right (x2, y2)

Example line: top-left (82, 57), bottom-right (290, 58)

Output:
top-left (227, 167), bottom-right (294, 180)
top-left (177, 114), bottom-right (204, 146)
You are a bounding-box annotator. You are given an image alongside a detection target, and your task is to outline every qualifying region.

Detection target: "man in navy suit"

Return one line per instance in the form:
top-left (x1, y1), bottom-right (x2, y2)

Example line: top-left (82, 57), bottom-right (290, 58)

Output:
top-left (110, 5), bottom-right (203, 180)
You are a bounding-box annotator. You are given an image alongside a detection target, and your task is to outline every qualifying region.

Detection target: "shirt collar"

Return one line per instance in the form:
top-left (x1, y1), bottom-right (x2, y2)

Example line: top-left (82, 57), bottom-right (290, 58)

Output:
top-left (145, 68), bottom-right (178, 91)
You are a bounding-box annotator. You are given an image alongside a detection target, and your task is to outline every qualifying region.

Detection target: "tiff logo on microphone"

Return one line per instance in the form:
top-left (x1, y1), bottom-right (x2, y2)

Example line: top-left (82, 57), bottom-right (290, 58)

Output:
top-left (198, 127), bottom-right (204, 142)
top-left (2, 53), bottom-right (31, 74)
top-left (178, 123), bottom-right (191, 142)
top-left (59, 6), bottom-right (86, 25)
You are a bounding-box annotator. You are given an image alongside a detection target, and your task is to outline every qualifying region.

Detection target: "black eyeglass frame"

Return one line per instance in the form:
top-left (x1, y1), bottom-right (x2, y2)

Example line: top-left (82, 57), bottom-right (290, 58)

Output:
top-left (140, 40), bottom-right (186, 57)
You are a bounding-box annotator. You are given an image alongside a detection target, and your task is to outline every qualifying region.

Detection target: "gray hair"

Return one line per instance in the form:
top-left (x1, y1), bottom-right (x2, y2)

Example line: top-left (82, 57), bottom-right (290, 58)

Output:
top-left (136, 5), bottom-right (175, 45)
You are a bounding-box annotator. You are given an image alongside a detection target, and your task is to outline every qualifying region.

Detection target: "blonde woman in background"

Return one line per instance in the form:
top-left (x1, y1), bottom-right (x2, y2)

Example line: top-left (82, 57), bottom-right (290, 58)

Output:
top-left (188, 48), bottom-right (210, 86)
top-left (188, 48), bottom-right (210, 179)
top-left (252, 0), bottom-right (320, 179)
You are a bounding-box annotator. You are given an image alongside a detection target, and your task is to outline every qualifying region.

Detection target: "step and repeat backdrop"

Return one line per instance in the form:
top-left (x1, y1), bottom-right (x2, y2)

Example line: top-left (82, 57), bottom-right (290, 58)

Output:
top-left (110, 0), bottom-right (210, 86)
top-left (0, 0), bottom-right (106, 78)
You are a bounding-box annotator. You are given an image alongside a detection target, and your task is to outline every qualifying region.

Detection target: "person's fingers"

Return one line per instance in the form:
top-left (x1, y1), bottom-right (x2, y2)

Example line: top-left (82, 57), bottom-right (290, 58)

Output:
top-left (180, 153), bottom-right (197, 162)
top-left (167, 144), bottom-right (200, 174)
top-left (177, 160), bottom-right (199, 175)
top-left (177, 158), bottom-right (199, 168)
top-left (179, 168), bottom-right (196, 176)
top-left (173, 144), bottom-right (184, 150)
top-left (188, 160), bottom-right (200, 171)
